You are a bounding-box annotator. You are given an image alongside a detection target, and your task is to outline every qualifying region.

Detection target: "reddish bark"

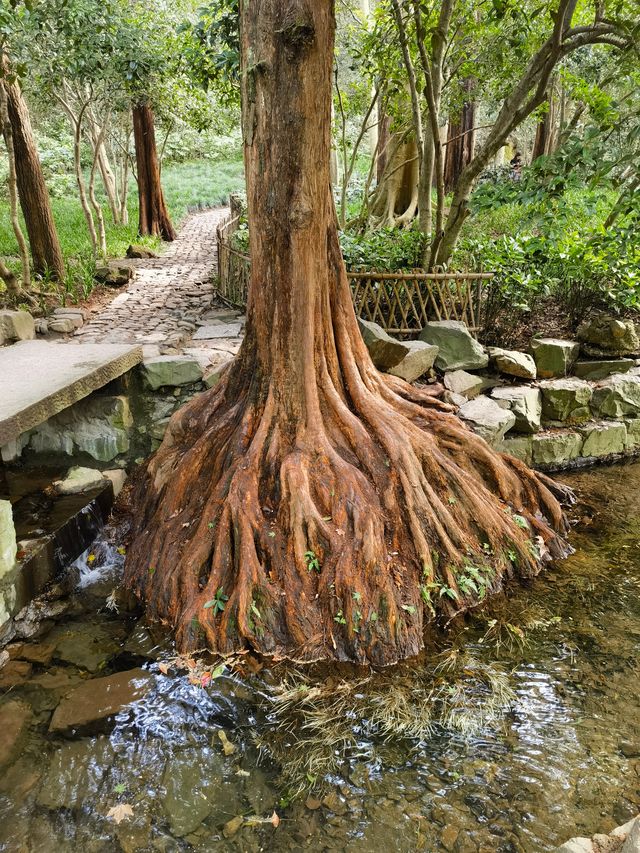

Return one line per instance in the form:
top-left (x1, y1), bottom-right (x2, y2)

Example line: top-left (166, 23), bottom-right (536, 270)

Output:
top-left (2, 78), bottom-right (65, 280)
top-left (125, 0), bottom-right (570, 666)
top-left (444, 90), bottom-right (476, 194)
top-left (132, 103), bottom-right (176, 241)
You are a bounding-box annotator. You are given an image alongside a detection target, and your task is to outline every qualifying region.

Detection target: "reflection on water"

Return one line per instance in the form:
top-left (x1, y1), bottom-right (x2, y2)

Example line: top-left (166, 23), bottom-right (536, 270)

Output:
top-left (0, 462), bottom-right (639, 851)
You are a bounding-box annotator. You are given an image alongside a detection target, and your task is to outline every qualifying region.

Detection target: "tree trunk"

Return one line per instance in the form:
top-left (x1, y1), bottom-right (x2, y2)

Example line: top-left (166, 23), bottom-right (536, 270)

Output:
top-left (132, 103), bottom-right (176, 241)
top-left (88, 115), bottom-right (120, 224)
top-left (124, 0), bottom-right (570, 666)
top-left (532, 93), bottom-right (557, 161)
top-left (2, 78), bottom-right (65, 280)
top-left (0, 77), bottom-right (30, 291)
top-left (444, 96), bottom-right (476, 194)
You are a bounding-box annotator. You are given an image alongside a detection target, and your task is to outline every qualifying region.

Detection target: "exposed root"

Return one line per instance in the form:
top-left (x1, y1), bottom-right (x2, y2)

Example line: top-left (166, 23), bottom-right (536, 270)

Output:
top-left (125, 300), bottom-right (571, 666)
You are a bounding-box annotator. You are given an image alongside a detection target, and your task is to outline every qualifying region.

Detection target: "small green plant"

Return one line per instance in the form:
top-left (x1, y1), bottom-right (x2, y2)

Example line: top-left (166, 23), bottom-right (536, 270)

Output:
top-left (512, 514), bottom-right (529, 530)
top-left (334, 610), bottom-right (347, 625)
top-left (204, 587), bottom-right (229, 615)
top-left (305, 550), bottom-right (321, 572)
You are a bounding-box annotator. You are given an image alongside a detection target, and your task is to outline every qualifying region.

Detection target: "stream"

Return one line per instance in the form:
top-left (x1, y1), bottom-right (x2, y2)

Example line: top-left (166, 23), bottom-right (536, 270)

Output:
top-left (0, 460), bottom-right (639, 852)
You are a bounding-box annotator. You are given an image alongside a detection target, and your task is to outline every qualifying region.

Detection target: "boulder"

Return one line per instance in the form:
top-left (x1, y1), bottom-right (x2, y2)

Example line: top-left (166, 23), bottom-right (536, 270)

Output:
top-left (579, 422), bottom-right (627, 458)
top-left (0, 500), bottom-right (17, 581)
top-left (126, 244), bottom-right (158, 259)
top-left (577, 315), bottom-right (640, 356)
top-left (530, 337), bottom-right (580, 378)
top-left (626, 419), bottom-right (640, 452)
top-left (443, 369), bottom-right (483, 399)
top-left (388, 340), bottom-right (439, 382)
top-left (591, 374), bottom-right (640, 418)
top-left (0, 310), bottom-right (36, 343)
top-left (458, 396), bottom-right (516, 444)
top-left (532, 431), bottom-right (583, 467)
top-left (574, 359), bottom-right (635, 381)
top-left (488, 347), bottom-right (537, 380)
top-left (419, 320), bottom-right (488, 372)
top-left (48, 318), bottom-right (75, 335)
top-left (540, 378), bottom-right (593, 424)
top-left (142, 355), bottom-right (203, 390)
top-left (491, 386), bottom-right (541, 434)
top-left (0, 700), bottom-right (32, 768)
top-left (495, 435), bottom-right (533, 465)
top-left (95, 265), bottom-right (134, 288)
top-left (53, 467), bottom-right (106, 496)
top-left (49, 667), bottom-right (153, 732)
top-left (357, 319), bottom-right (408, 370)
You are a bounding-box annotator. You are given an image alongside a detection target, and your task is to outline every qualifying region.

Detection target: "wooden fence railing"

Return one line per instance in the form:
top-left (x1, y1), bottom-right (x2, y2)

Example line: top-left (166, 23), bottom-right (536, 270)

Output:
top-left (216, 214), bottom-right (492, 335)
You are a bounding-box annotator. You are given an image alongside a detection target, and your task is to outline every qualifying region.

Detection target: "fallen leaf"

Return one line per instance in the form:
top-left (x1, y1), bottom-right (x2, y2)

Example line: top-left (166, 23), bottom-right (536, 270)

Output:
top-left (218, 729), bottom-right (236, 756)
top-left (87, 554), bottom-right (96, 564)
top-left (200, 672), bottom-right (211, 688)
top-left (107, 803), bottom-right (134, 824)
top-left (223, 815), bottom-right (244, 838)
top-left (270, 811), bottom-right (280, 828)
top-left (158, 663), bottom-right (170, 675)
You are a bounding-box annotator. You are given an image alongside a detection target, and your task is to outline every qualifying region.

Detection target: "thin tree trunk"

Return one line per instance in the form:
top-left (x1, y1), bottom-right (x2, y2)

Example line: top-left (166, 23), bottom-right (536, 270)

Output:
top-left (124, 0), bottom-right (569, 666)
top-left (132, 103), bottom-right (176, 241)
top-left (0, 77), bottom-right (30, 290)
top-left (2, 76), bottom-right (65, 280)
top-left (88, 122), bottom-right (108, 262)
top-left (88, 112), bottom-right (120, 224)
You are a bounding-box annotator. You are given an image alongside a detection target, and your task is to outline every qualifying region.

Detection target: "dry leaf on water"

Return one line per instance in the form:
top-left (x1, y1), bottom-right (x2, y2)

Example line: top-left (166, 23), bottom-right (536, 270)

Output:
top-left (106, 803), bottom-right (134, 824)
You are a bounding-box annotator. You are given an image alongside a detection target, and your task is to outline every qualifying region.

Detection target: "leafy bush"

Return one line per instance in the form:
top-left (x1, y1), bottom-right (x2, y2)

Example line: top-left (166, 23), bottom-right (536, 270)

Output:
top-left (339, 228), bottom-right (428, 271)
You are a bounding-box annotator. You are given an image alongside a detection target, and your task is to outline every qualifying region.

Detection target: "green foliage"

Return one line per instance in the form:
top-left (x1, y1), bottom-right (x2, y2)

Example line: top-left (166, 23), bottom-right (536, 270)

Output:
top-left (304, 551), bottom-right (321, 573)
top-left (339, 228), bottom-right (428, 272)
top-left (204, 587), bottom-right (229, 615)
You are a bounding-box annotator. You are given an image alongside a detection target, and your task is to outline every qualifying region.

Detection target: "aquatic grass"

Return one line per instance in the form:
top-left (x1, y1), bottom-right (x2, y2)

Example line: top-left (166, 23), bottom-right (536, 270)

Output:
top-left (255, 652), bottom-right (516, 794)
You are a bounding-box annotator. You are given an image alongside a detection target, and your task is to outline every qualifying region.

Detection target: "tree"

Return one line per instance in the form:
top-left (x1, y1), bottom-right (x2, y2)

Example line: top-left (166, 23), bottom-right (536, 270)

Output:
top-left (1, 69), bottom-right (65, 280)
top-left (124, 0), bottom-right (570, 667)
top-left (132, 102), bottom-right (176, 240)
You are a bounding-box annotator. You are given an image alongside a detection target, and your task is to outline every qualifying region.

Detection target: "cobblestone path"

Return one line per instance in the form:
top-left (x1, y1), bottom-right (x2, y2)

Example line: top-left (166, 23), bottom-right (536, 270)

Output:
top-left (75, 208), bottom-right (242, 359)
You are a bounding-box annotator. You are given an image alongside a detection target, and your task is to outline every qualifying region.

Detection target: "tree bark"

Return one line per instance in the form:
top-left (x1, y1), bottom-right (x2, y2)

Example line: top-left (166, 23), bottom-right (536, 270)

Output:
top-left (0, 77), bottom-right (30, 291)
top-left (124, 0), bottom-right (569, 667)
top-left (444, 92), bottom-right (476, 194)
top-left (2, 78), bottom-right (65, 280)
top-left (132, 103), bottom-right (176, 241)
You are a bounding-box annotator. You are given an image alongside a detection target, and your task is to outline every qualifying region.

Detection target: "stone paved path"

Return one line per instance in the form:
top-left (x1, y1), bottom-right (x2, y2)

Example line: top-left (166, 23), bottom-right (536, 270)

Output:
top-left (75, 208), bottom-right (243, 364)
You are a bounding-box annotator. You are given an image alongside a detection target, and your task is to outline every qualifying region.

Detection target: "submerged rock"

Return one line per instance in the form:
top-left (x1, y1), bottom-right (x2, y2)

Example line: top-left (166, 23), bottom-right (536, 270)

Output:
top-left (419, 320), bottom-right (488, 372)
top-left (37, 737), bottom-right (114, 809)
top-left (0, 700), bottom-right (32, 768)
top-left (49, 667), bottom-right (153, 733)
top-left (48, 621), bottom-right (122, 673)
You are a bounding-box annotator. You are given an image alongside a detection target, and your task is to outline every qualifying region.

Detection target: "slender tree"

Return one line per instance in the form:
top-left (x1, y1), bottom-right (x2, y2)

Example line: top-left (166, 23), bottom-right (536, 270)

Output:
top-left (125, 0), bottom-right (570, 666)
top-left (132, 102), bottom-right (176, 240)
top-left (1, 73), bottom-right (65, 280)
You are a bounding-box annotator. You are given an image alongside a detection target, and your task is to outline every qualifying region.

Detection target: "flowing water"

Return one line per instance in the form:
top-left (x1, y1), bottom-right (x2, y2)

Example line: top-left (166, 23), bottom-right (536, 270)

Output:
top-left (0, 461), bottom-right (639, 852)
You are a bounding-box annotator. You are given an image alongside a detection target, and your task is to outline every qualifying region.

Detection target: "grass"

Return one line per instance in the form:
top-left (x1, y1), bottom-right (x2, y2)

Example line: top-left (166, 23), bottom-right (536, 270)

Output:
top-left (0, 155), bottom-right (246, 302)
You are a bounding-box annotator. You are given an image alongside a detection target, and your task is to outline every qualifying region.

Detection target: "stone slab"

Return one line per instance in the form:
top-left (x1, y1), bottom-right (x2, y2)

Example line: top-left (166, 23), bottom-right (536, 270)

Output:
top-left (192, 323), bottom-right (243, 340)
top-left (0, 341), bottom-right (142, 447)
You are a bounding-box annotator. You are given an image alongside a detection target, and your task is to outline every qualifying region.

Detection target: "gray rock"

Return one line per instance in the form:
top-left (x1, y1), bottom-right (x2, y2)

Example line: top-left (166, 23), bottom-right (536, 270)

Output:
top-left (388, 340), bottom-right (439, 382)
top-left (0, 500), bottom-right (17, 582)
top-left (574, 359), bottom-right (635, 380)
top-left (530, 337), bottom-right (580, 378)
top-left (0, 310), bottom-right (35, 343)
top-left (540, 378), bottom-right (593, 424)
top-left (554, 840), bottom-right (594, 853)
top-left (142, 355), bottom-right (203, 390)
top-left (49, 668), bottom-right (152, 732)
top-left (488, 347), bottom-right (537, 380)
top-left (579, 422), bottom-right (627, 458)
top-left (591, 374), bottom-right (640, 418)
top-left (419, 320), bottom-right (488, 371)
top-left (28, 395), bottom-right (133, 462)
top-left (622, 818), bottom-right (640, 853)
top-left (442, 390), bottom-right (467, 407)
top-left (626, 419), bottom-right (640, 451)
top-left (492, 386), bottom-right (541, 434)
top-left (358, 319), bottom-right (409, 370)
top-left (577, 315), bottom-right (640, 356)
top-left (203, 359), bottom-right (233, 389)
top-left (444, 370), bottom-right (483, 399)
top-left (458, 396), bottom-right (516, 444)
top-left (53, 466), bottom-right (105, 495)
top-left (48, 318), bottom-right (76, 334)
top-left (126, 244), bottom-right (158, 259)
top-left (532, 431), bottom-right (583, 467)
